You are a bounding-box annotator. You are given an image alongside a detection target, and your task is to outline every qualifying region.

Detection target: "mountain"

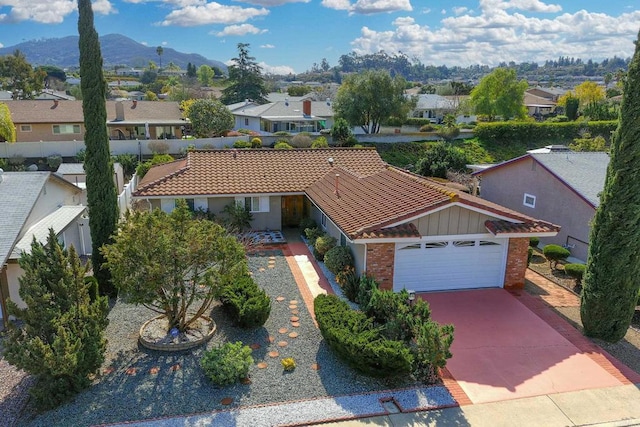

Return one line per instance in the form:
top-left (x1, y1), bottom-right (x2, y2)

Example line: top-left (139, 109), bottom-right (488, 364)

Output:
top-left (0, 34), bottom-right (227, 71)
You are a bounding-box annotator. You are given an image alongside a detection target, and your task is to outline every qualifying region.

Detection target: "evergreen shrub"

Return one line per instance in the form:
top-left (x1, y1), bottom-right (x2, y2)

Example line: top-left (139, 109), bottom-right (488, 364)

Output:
top-left (217, 276), bottom-right (271, 328)
top-left (564, 263), bottom-right (586, 287)
top-left (324, 246), bottom-right (354, 274)
top-left (314, 234), bottom-right (337, 261)
top-left (200, 342), bottom-right (253, 385)
top-left (529, 236), bottom-right (540, 248)
top-left (543, 244), bottom-right (571, 269)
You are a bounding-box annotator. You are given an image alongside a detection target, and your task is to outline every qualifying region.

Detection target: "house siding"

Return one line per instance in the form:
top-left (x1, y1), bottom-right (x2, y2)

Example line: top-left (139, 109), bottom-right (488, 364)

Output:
top-left (16, 123), bottom-right (85, 142)
top-left (480, 158), bottom-right (593, 261)
top-left (412, 205), bottom-right (494, 236)
top-left (348, 241), bottom-right (366, 277)
top-left (25, 180), bottom-right (80, 233)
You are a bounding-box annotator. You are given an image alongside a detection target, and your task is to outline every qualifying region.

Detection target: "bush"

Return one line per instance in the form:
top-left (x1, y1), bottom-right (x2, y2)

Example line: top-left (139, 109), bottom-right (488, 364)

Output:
top-left (474, 121), bottom-right (618, 146)
top-left (415, 142), bottom-right (469, 179)
top-left (46, 154), bottom-right (62, 170)
top-left (200, 342), bottom-right (253, 386)
top-left (314, 294), bottom-right (413, 377)
top-left (564, 263), bottom-right (586, 287)
top-left (324, 245), bottom-right (354, 275)
top-left (75, 148), bottom-right (86, 163)
top-left (217, 276), bottom-right (271, 328)
top-left (299, 217), bottom-right (317, 232)
top-left (233, 140), bottom-right (252, 149)
top-left (336, 267), bottom-right (359, 302)
top-left (112, 153), bottom-right (139, 177)
top-left (311, 136), bottom-right (329, 148)
top-left (527, 247), bottom-right (533, 266)
top-left (304, 227), bottom-right (323, 246)
top-left (543, 244), bottom-right (571, 269)
top-left (281, 357), bottom-right (296, 371)
top-left (419, 124), bottom-right (436, 132)
top-left (274, 140), bottom-right (293, 150)
top-left (314, 234), bottom-right (337, 261)
top-left (357, 274), bottom-right (379, 308)
top-left (291, 133), bottom-right (313, 148)
top-left (136, 153), bottom-right (175, 178)
top-left (529, 236), bottom-right (540, 248)
top-left (148, 140), bottom-right (170, 154)
top-left (251, 137), bottom-right (262, 148)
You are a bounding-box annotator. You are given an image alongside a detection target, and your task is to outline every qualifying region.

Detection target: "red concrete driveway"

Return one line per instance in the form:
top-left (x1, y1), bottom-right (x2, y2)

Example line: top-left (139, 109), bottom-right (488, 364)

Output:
top-left (421, 289), bottom-right (623, 404)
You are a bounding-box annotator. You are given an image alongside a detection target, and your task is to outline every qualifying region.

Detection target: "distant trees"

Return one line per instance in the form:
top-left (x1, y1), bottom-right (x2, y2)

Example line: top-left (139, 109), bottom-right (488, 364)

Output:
top-left (187, 98), bottom-right (234, 137)
top-left (198, 65), bottom-right (215, 86)
top-left (78, 0), bottom-right (119, 296)
top-left (416, 142), bottom-right (469, 179)
top-left (221, 43), bottom-right (268, 105)
top-left (156, 46), bottom-right (163, 69)
top-left (0, 50), bottom-right (45, 99)
top-left (470, 68), bottom-right (528, 121)
top-left (580, 28), bottom-right (640, 343)
top-left (333, 70), bottom-right (414, 134)
top-left (0, 102), bottom-right (16, 142)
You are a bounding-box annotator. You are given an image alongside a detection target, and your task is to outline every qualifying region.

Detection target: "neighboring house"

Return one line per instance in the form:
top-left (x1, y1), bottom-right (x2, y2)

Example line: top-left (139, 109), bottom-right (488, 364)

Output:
top-left (524, 92), bottom-right (557, 120)
top-left (56, 162), bottom-right (125, 204)
top-left (0, 171), bottom-right (91, 327)
top-left (133, 148), bottom-right (558, 294)
top-left (410, 94), bottom-right (457, 123)
top-left (473, 151), bottom-right (609, 262)
top-left (5, 100), bottom-right (188, 142)
top-left (229, 99), bottom-right (334, 134)
top-left (526, 87), bottom-right (567, 103)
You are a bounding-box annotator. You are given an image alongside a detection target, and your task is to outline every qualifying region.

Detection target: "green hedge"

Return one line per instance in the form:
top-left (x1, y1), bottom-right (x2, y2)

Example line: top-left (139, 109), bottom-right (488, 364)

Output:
top-left (324, 246), bottom-right (354, 275)
top-left (314, 294), bottom-right (413, 377)
top-left (475, 121), bottom-right (618, 145)
top-left (217, 276), bottom-right (271, 328)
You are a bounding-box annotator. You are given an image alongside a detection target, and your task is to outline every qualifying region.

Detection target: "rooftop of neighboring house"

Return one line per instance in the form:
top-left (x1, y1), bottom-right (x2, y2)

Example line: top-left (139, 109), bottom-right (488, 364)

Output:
top-left (4, 100), bottom-right (185, 125)
top-left (412, 94), bottom-right (457, 110)
top-left (229, 100), bottom-right (334, 119)
top-left (524, 92), bottom-right (557, 107)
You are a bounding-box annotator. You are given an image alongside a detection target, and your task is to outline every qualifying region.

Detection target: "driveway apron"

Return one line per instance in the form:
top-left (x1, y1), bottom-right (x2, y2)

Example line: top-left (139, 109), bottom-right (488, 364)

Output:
top-left (421, 288), bottom-right (623, 404)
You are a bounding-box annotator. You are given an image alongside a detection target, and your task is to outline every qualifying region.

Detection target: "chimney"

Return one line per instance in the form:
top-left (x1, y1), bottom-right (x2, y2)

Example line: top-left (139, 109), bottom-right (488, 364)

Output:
top-left (334, 173), bottom-right (340, 196)
top-left (115, 101), bottom-right (125, 121)
top-left (303, 99), bottom-right (311, 116)
top-left (53, 99), bottom-right (59, 108)
top-left (132, 100), bottom-right (138, 108)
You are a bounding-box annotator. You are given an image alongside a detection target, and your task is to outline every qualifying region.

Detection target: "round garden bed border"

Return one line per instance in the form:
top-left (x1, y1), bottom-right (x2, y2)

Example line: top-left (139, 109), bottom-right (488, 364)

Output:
top-left (138, 315), bottom-right (217, 352)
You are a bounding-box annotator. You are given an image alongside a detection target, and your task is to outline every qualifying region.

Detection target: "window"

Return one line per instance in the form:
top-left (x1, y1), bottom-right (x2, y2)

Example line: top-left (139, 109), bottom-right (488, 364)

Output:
top-left (20, 124), bottom-right (32, 132)
top-left (453, 240), bottom-right (475, 247)
top-left (425, 241), bottom-right (448, 249)
top-left (479, 241), bottom-right (500, 246)
top-left (185, 199), bottom-right (195, 211)
top-left (320, 213), bottom-right (327, 229)
top-left (340, 233), bottom-right (347, 247)
top-left (399, 243), bottom-right (421, 250)
top-left (53, 124), bottom-right (81, 135)
top-left (244, 118), bottom-right (249, 126)
top-left (523, 193), bottom-right (536, 208)
top-left (236, 196), bottom-right (269, 213)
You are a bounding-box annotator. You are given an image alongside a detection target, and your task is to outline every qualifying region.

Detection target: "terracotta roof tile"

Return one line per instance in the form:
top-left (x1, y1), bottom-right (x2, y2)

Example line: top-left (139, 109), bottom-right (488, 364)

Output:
top-left (359, 223), bottom-right (420, 239)
top-left (133, 148), bottom-right (386, 197)
top-left (485, 220), bottom-right (560, 235)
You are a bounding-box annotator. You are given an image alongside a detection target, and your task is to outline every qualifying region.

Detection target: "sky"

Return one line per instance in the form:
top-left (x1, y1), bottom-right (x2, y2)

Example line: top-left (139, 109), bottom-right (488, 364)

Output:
top-left (0, 0), bottom-right (638, 75)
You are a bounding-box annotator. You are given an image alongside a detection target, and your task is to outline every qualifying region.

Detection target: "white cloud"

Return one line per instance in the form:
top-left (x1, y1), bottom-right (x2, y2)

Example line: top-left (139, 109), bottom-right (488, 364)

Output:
top-left (421, 8), bottom-right (430, 14)
top-left (234, 0), bottom-right (310, 5)
top-left (0, 42), bottom-right (4, 48)
top-left (321, 0), bottom-right (412, 14)
top-left (452, 7), bottom-right (467, 16)
top-left (214, 23), bottom-right (267, 36)
top-left (158, 2), bottom-right (269, 26)
top-left (261, 44), bottom-right (276, 48)
top-left (259, 61), bottom-right (295, 75)
top-left (92, 0), bottom-right (116, 14)
top-left (161, 41), bottom-right (168, 46)
top-left (350, 8), bottom-right (640, 67)
top-left (0, 0), bottom-right (115, 24)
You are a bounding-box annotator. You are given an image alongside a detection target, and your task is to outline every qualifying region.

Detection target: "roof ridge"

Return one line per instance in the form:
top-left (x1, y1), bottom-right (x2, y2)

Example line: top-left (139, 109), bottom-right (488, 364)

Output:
top-left (136, 158), bottom-right (189, 193)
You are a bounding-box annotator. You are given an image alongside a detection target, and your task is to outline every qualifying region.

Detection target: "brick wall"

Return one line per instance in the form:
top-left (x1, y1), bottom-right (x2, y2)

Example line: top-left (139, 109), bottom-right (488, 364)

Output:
top-left (504, 237), bottom-right (529, 289)
top-left (366, 243), bottom-right (395, 291)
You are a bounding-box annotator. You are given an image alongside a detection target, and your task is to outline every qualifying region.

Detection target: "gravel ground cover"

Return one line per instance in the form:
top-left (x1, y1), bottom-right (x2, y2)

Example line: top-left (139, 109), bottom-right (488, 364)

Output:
top-left (14, 249), bottom-right (436, 427)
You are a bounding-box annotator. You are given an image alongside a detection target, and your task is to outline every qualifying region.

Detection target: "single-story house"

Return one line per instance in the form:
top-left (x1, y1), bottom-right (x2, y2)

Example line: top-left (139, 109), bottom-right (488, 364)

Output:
top-left (4, 100), bottom-right (188, 142)
top-left (472, 151), bottom-right (609, 262)
top-left (0, 171), bottom-right (91, 327)
top-left (524, 92), bottom-right (557, 120)
top-left (410, 94), bottom-right (457, 123)
top-left (132, 148), bottom-right (559, 293)
top-left (229, 99), bottom-right (334, 134)
top-left (526, 87), bottom-right (567, 103)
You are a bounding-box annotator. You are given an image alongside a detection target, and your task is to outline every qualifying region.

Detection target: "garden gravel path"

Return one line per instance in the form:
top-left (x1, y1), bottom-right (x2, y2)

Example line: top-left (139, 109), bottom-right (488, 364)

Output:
top-left (15, 249), bottom-right (452, 426)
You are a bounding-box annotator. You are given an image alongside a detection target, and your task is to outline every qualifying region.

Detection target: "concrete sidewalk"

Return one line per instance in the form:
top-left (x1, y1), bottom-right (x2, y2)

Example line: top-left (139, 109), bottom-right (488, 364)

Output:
top-left (320, 384), bottom-right (640, 427)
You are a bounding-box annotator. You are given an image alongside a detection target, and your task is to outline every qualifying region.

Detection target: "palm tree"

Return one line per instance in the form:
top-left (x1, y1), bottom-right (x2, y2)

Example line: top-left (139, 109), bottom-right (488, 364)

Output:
top-left (156, 46), bottom-right (164, 70)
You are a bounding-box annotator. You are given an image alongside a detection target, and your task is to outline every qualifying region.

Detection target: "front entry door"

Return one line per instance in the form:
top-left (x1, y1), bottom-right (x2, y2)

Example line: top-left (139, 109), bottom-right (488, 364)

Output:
top-left (281, 196), bottom-right (305, 227)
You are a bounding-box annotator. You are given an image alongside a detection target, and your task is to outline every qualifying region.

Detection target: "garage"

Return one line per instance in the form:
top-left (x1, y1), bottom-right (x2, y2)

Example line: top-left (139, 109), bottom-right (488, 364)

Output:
top-left (393, 238), bottom-right (507, 292)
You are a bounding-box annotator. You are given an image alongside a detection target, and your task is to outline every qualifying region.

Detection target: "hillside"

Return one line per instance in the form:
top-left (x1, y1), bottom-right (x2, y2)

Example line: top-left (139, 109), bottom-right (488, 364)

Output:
top-left (0, 34), bottom-right (227, 71)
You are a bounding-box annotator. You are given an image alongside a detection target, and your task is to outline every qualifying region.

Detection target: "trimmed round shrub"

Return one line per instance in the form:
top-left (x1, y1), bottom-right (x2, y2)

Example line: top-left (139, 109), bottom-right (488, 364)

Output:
top-left (274, 140), bottom-right (293, 150)
top-left (543, 244), bottom-right (571, 269)
top-left (311, 136), bottom-right (329, 148)
top-left (200, 342), bottom-right (253, 386)
top-left (324, 246), bottom-right (354, 275)
top-left (304, 227), bottom-right (323, 246)
top-left (529, 236), bottom-right (540, 248)
top-left (233, 140), bottom-right (252, 148)
top-left (564, 263), bottom-right (586, 287)
top-left (217, 276), bottom-right (271, 328)
top-left (250, 137), bottom-right (262, 148)
top-left (291, 133), bottom-right (313, 148)
top-left (314, 234), bottom-right (337, 261)
top-left (419, 124), bottom-right (436, 132)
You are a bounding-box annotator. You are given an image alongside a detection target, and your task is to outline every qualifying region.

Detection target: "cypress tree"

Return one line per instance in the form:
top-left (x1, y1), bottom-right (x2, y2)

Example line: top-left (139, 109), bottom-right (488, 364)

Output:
top-left (580, 29), bottom-right (640, 342)
top-left (78, 0), bottom-right (118, 295)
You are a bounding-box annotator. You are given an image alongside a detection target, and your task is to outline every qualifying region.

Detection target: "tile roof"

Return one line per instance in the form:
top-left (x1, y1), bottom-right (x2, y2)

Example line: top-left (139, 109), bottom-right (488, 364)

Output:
top-left (11, 205), bottom-right (87, 259)
top-left (231, 100), bottom-right (334, 119)
top-left (484, 219), bottom-right (559, 236)
top-left (5, 100), bottom-right (184, 124)
top-left (133, 148), bottom-right (386, 197)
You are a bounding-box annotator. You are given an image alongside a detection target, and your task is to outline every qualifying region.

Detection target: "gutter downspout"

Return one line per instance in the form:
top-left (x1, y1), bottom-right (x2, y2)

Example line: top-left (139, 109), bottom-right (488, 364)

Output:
top-left (0, 265), bottom-right (8, 329)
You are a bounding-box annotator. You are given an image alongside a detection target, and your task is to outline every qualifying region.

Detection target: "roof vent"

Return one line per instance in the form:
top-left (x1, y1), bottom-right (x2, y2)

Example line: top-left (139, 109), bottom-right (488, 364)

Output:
top-left (328, 157), bottom-right (334, 167)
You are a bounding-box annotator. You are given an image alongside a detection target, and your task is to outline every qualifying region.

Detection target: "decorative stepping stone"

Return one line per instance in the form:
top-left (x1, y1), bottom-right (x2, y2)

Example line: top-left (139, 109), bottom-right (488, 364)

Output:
top-left (278, 341), bottom-right (288, 348)
top-left (268, 265), bottom-right (275, 269)
top-left (311, 363), bottom-right (321, 371)
top-left (268, 351), bottom-right (280, 358)
top-left (250, 343), bottom-right (261, 350)
top-left (268, 259), bottom-right (276, 263)
top-left (259, 268), bottom-right (266, 272)
top-left (221, 397), bottom-right (234, 405)
top-left (149, 367), bottom-right (160, 375)
top-left (276, 296), bottom-right (285, 302)
top-left (291, 309), bottom-right (299, 315)
top-left (241, 377), bottom-right (252, 385)
top-left (278, 327), bottom-right (288, 334)
top-left (289, 300), bottom-right (298, 305)
top-left (290, 316), bottom-right (300, 322)
top-left (267, 336), bottom-right (275, 343)
top-left (288, 332), bottom-right (298, 339)
top-left (125, 367), bottom-right (137, 376)
top-left (291, 322), bottom-right (300, 328)
top-left (257, 362), bottom-right (268, 369)
top-left (288, 304), bottom-right (297, 310)
top-left (170, 364), bottom-right (181, 372)
top-left (103, 367), bottom-right (115, 375)
top-left (269, 256), bottom-right (276, 260)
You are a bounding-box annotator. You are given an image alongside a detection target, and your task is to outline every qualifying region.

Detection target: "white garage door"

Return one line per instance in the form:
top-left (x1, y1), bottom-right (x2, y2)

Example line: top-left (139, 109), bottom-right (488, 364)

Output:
top-left (393, 238), bottom-right (507, 292)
